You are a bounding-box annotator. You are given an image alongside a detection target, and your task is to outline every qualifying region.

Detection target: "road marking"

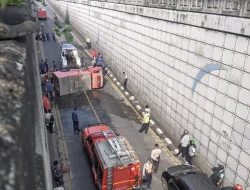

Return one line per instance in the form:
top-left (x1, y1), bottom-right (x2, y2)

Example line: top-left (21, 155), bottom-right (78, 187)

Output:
top-left (105, 76), bottom-right (181, 165)
top-left (53, 102), bottom-right (73, 190)
top-left (84, 92), bottom-right (101, 123)
top-left (46, 1), bottom-right (180, 165)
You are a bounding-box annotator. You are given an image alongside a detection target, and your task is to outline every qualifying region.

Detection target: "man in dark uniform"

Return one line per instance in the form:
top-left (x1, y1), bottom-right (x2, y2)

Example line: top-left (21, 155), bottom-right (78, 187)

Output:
top-left (72, 108), bottom-right (80, 135)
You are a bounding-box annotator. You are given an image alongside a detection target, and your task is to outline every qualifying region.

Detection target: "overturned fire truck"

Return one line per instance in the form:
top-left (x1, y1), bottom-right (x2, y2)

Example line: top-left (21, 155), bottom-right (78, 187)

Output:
top-left (53, 66), bottom-right (103, 96)
top-left (82, 124), bottom-right (141, 190)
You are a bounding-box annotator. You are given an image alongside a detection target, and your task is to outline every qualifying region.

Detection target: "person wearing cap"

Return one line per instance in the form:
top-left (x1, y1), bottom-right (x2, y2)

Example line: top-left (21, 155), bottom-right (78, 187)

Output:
top-left (151, 144), bottom-right (161, 173)
top-left (187, 140), bottom-right (196, 166)
top-left (138, 110), bottom-right (150, 134)
top-left (143, 158), bottom-right (153, 189)
top-left (175, 130), bottom-right (190, 159)
top-left (222, 184), bottom-right (243, 190)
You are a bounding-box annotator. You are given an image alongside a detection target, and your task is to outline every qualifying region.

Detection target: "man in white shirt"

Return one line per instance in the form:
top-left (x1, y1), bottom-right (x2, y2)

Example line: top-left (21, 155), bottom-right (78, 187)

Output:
top-left (175, 130), bottom-right (189, 159)
top-left (122, 72), bottom-right (128, 89)
top-left (151, 144), bottom-right (162, 173)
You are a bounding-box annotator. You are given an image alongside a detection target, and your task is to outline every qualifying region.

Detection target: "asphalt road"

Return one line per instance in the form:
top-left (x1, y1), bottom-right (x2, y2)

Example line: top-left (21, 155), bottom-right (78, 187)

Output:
top-left (37, 2), bottom-right (177, 189)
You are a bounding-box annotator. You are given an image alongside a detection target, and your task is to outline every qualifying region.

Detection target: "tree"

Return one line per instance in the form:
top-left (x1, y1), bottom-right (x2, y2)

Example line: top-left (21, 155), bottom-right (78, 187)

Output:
top-left (54, 16), bottom-right (73, 43)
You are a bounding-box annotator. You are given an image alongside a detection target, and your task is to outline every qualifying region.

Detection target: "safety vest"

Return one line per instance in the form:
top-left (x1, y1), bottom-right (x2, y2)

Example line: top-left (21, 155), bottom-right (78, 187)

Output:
top-left (144, 113), bottom-right (150, 124)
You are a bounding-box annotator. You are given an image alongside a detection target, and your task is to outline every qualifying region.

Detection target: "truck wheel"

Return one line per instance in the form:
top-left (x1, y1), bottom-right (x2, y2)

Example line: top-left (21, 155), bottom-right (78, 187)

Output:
top-left (162, 177), bottom-right (168, 190)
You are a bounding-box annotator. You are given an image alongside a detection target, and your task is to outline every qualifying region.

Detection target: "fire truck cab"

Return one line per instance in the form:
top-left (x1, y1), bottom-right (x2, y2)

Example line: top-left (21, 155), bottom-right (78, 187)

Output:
top-left (82, 124), bottom-right (141, 190)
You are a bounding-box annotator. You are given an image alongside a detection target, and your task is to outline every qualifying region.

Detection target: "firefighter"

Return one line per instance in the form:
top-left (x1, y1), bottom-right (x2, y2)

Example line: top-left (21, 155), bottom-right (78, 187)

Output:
top-left (46, 31), bottom-right (50, 41)
top-left (138, 110), bottom-right (150, 134)
top-left (45, 79), bottom-right (53, 101)
top-left (151, 144), bottom-right (161, 173)
top-left (72, 108), bottom-right (80, 135)
top-left (222, 184), bottom-right (243, 190)
top-left (143, 158), bottom-right (153, 189)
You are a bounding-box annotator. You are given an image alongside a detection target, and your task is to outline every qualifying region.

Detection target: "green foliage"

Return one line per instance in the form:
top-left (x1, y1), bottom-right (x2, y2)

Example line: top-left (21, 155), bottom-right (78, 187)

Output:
top-left (53, 16), bottom-right (73, 43)
top-left (64, 32), bottom-right (73, 43)
top-left (0, 0), bottom-right (24, 8)
top-left (54, 19), bottom-right (62, 29)
top-left (64, 25), bottom-right (72, 32)
top-left (53, 28), bottom-right (61, 37)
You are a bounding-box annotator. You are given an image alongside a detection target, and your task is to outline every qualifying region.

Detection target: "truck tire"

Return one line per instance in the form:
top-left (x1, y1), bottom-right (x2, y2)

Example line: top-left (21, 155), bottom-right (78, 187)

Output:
top-left (162, 177), bottom-right (168, 190)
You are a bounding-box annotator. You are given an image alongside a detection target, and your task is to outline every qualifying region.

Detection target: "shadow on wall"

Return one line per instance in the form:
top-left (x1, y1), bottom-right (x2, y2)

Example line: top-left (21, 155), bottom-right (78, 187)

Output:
top-left (65, 4), bottom-right (70, 25)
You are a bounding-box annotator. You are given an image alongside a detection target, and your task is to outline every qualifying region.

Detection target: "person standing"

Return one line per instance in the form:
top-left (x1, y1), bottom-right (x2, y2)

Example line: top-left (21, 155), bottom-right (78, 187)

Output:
top-left (52, 31), bottom-right (56, 41)
top-left (138, 110), bottom-right (150, 134)
top-left (151, 144), bottom-right (162, 173)
top-left (91, 49), bottom-right (97, 59)
top-left (187, 140), bottom-right (196, 166)
top-left (45, 58), bottom-right (48, 72)
top-left (96, 55), bottom-right (104, 68)
top-left (42, 31), bottom-right (46, 41)
top-left (40, 59), bottom-right (46, 74)
top-left (174, 130), bottom-right (189, 159)
top-left (46, 31), bottom-right (50, 41)
top-left (122, 72), bottom-right (128, 89)
top-left (45, 109), bottom-right (55, 133)
top-left (52, 61), bottom-right (57, 71)
top-left (215, 165), bottom-right (225, 188)
top-left (45, 79), bottom-right (53, 101)
top-left (86, 37), bottom-right (91, 50)
top-left (143, 158), bottom-right (153, 189)
top-left (72, 108), bottom-right (80, 135)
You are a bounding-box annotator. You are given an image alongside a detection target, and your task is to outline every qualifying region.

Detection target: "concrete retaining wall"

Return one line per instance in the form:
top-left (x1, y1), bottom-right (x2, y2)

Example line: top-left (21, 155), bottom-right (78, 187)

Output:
top-left (49, 0), bottom-right (250, 188)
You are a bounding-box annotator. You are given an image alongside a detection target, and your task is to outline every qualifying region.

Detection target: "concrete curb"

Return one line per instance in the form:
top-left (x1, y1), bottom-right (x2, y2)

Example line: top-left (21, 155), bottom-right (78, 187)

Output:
top-left (104, 67), bottom-right (178, 154)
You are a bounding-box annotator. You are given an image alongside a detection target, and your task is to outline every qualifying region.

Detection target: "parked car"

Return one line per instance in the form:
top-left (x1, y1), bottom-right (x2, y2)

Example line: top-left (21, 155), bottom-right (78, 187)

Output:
top-left (161, 165), bottom-right (218, 190)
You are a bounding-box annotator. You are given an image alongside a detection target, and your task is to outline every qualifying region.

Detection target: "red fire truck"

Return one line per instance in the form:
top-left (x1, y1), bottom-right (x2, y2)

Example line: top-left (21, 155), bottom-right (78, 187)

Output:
top-left (82, 124), bottom-right (141, 190)
top-left (53, 67), bottom-right (103, 96)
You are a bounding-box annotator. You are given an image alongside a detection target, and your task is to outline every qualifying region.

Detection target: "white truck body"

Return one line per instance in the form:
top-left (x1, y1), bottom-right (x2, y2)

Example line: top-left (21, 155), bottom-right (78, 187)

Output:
top-left (60, 44), bottom-right (81, 68)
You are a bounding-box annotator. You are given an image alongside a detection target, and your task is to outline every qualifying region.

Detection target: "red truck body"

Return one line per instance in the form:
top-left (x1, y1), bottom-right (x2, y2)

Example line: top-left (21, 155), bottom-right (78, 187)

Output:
top-left (82, 124), bottom-right (141, 190)
top-left (53, 67), bottom-right (103, 96)
top-left (37, 9), bottom-right (47, 20)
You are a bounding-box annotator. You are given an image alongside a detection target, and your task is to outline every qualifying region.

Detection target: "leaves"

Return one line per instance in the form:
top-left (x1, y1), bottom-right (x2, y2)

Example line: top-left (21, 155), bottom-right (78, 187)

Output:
top-left (53, 28), bottom-right (62, 37)
top-left (0, 0), bottom-right (24, 8)
top-left (64, 25), bottom-right (72, 32)
top-left (54, 20), bottom-right (62, 29)
top-left (64, 32), bottom-right (73, 43)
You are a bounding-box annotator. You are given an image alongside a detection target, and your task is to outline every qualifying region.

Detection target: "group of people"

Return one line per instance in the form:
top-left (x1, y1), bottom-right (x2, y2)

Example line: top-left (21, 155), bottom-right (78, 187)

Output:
top-left (40, 59), bottom-right (57, 102)
top-left (91, 49), bottom-right (104, 68)
top-left (142, 143), bottom-right (162, 189)
top-left (174, 130), bottom-right (196, 166)
top-left (36, 23), bottom-right (56, 42)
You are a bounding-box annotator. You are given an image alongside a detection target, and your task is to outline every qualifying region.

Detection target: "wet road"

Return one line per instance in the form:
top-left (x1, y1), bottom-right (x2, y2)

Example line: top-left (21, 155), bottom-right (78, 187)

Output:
top-left (38, 2), bottom-right (178, 189)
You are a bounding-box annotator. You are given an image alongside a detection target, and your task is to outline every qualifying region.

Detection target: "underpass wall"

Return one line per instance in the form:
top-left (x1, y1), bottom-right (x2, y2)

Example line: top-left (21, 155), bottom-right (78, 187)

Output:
top-left (49, 0), bottom-right (250, 188)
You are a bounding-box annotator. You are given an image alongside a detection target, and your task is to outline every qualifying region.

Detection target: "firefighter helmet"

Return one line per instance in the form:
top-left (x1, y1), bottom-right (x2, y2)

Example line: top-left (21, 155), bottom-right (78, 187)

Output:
top-left (233, 184), bottom-right (243, 190)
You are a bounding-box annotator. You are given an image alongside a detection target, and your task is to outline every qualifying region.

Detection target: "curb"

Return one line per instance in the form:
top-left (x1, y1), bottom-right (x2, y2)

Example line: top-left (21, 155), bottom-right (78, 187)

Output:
top-left (104, 67), bottom-right (178, 154)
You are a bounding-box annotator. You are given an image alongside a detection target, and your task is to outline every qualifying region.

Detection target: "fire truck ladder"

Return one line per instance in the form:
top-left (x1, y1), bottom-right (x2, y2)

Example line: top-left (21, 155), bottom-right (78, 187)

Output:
top-left (101, 130), bottom-right (134, 166)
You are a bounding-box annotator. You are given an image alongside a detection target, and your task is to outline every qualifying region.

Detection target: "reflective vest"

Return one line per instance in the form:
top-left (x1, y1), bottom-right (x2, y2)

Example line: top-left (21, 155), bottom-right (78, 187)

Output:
top-left (143, 113), bottom-right (150, 124)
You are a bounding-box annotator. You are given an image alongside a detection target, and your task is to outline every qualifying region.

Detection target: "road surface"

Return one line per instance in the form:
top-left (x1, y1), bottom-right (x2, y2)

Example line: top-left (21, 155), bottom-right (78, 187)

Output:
top-left (37, 2), bottom-right (179, 189)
